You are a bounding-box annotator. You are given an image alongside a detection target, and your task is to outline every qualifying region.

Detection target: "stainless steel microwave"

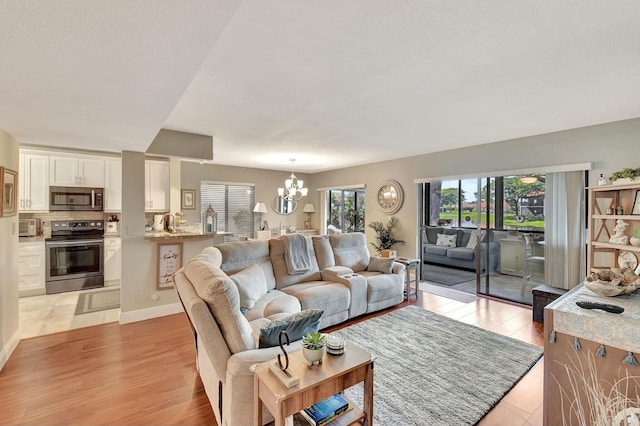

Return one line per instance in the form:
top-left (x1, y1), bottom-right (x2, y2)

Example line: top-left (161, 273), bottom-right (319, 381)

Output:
top-left (49, 186), bottom-right (104, 211)
top-left (19, 218), bottom-right (40, 237)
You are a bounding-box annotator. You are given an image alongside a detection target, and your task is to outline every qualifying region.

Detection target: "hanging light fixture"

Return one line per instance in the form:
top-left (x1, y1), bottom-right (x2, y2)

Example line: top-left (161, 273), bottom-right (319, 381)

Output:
top-left (278, 158), bottom-right (308, 201)
top-left (520, 175), bottom-right (538, 184)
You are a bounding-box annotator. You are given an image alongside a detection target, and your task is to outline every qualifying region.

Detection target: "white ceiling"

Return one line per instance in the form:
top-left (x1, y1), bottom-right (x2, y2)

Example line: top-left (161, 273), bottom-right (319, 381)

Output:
top-left (2, 1), bottom-right (640, 173)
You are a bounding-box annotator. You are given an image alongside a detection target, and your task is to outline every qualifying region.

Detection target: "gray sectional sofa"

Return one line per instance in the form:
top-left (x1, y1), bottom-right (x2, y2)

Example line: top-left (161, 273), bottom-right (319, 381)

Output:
top-left (173, 232), bottom-right (405, 426)
top-left (422, 226), bottom-right (500, 274)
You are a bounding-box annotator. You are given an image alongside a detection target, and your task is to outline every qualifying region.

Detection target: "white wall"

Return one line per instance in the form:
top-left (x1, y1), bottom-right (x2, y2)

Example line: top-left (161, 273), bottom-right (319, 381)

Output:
top-left (311, 117), bottom-right (640, 259)
top-left (0, 129), bottom-right (20, 370)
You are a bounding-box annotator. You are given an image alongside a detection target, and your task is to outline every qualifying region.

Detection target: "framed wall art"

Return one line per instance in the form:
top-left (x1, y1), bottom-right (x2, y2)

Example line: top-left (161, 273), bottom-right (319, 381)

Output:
top-left (1, 167), bottom-right (18, 217)
top-left (181, 189), bottom-right (196, 210)
top-left (157, 242), bottom-right (183, 289)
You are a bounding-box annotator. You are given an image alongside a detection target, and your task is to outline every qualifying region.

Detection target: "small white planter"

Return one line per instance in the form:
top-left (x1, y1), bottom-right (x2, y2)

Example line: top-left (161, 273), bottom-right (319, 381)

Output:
top-left (302, 347), bottom-right (325, 366)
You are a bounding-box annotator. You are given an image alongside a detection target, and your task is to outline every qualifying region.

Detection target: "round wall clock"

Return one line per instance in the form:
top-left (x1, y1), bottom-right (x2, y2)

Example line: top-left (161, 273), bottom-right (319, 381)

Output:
top-left (618, 251), bottom-right (638, 270)
top-left (376, 179), bottom-right (404, 214)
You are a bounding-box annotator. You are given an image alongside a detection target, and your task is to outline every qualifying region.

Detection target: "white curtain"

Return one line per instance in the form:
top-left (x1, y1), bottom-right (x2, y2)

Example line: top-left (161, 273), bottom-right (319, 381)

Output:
top-left (544, 171), bottom-right (586, 289)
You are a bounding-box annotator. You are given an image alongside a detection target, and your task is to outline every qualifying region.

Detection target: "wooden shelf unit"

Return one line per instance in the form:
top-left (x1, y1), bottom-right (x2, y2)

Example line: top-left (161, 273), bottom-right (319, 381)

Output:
top-left (587, 182), bottom-right (640, 273)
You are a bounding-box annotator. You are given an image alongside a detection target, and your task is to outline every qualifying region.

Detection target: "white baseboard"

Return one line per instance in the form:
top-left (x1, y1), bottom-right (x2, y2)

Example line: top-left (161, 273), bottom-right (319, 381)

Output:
top-left (119, 303), bottom-right (183, 324)
top-left (0, 328), bottom-right (21, 372)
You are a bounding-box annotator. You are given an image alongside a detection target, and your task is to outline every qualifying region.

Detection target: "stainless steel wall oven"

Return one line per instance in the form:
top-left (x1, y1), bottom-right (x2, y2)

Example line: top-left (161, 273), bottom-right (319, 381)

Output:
top-left (45, 220), bottom-right (104, 294)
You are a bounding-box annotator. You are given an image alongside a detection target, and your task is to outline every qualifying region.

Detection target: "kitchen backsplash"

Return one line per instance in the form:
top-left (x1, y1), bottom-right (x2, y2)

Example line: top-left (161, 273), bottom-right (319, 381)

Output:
top-left (20, 211), bottom-right (120, 238)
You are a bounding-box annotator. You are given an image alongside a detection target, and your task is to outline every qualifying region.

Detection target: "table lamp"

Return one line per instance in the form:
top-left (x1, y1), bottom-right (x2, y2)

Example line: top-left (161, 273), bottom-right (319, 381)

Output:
top-left (303, 203), bottom-right (316, 229)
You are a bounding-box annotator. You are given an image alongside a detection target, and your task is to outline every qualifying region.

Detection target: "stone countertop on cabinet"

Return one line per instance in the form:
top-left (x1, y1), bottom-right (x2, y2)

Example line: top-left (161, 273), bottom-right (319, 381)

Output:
top-left (144, 231), bottom-right (232, 241)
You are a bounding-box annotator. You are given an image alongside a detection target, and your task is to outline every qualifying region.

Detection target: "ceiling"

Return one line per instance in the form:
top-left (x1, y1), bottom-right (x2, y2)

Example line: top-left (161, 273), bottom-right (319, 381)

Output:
top-left (2, 1), bottom-right (640, 173)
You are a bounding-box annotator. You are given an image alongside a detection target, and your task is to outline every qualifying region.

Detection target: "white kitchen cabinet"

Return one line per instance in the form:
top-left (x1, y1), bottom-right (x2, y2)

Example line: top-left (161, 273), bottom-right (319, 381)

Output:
top-left (500, 238), bottom-right (525, 276)
top-left (104, 237), bottom-right (121, 283)
top-left (19, 152), bottom-right (49, 212)
top-left (18, 241), bottom-right (46, 297)
top-left (50, 154), bottom-right (105, 187)
top-left (145, 160), bottom-right (169, 212)
top-left (104, 158), bottom-right (122, 212)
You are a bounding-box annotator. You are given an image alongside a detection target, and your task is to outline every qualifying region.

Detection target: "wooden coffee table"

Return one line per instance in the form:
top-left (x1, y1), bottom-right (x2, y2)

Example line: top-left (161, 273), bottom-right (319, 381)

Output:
top-left (253, 341), bottom-right (374, 426)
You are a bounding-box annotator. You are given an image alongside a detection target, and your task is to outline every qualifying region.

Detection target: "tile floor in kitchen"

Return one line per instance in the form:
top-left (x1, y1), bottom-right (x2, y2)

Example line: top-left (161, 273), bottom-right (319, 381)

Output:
top-left (19, 284), bottom-right (120, 339)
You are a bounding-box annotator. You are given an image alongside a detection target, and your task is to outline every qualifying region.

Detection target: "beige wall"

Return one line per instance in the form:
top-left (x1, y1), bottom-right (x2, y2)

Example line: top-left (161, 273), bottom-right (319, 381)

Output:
top-left (0, 129), bottom-right (20, 369)
top-left (180, 162), bottom-right (317, 233)
top-left (312, 117), bottom-right (640, 259)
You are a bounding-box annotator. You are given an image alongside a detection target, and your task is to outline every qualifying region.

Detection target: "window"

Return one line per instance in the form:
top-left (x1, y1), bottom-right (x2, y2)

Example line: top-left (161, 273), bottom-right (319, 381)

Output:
top-left (327, 189), bottom-right (365, 233)
top-left (424, 174), bottom-right (545, 231)
top-left (200, 182), bottom-right (255, 240)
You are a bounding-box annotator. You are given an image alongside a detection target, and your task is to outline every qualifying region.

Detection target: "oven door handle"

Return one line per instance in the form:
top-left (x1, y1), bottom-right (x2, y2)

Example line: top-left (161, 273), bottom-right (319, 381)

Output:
top-left (91, 190), bottom-right (95, 209)
top-left (46, 239), bottom-right (104, 246)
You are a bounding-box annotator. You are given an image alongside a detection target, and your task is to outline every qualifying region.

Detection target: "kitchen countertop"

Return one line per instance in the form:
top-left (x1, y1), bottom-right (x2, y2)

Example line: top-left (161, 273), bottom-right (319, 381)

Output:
top-left (19, 236), bottom-right (45, 243)
top-left (144, 231), bottom-right (233, 241)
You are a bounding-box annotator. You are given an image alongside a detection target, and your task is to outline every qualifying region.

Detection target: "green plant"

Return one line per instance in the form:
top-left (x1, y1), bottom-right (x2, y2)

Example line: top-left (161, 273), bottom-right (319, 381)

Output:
top-left (302, 331), bottom-right (325, 350)
top-left (368, 216), bottom-right (406, 254)
top-left (610, 167), bottom-right (640, 181)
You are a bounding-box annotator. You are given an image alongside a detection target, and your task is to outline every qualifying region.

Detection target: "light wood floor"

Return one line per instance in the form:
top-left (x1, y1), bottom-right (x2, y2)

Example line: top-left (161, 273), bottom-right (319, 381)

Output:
top-left (0, 287), bottom-right (544, 425)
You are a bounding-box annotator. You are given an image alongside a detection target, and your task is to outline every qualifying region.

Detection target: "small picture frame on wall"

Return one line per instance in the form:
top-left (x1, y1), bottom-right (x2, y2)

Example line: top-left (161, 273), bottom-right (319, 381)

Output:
top-left (157, 242), bottom-right (183, 289)
top-left (1, 167), bottom-right (18, 217)
top-left (181, 189), bottom-right (196, 210)
top-left (632, 190), bottom-right (640, 215)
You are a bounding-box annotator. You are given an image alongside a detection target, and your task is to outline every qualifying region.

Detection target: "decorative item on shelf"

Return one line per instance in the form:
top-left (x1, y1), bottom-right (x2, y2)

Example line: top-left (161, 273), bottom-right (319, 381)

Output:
top-left (631, 229), bottom-right (640, 247)
top-left (303, 203), bottom-right (316, 229)
top-left (619, 251), bottom-right (638, 270)
top-left (278, 158), bottom-right (308, 201)
top-left (609, 219), bottom-right (630, 245)
top-left (609, 166), bottom-right (640, 184)
top-left (381, 249), bottom-right (397, 258)
top-left (633, 190), bottom-right (640, 215)
top-left (302, 331), bottom-right (326, 366)
top-left (598, 173), bottom-right (608, 186)
top-left (376, 179), bottom-right (404, 214)
top-left (617, 206), bottom-right (624, 215)
top-left (584, 268), bottom-right (640, 297)
top-left (368, 216), bottom-right (406, 255)
top-left (253, 202), bottom-right (268, 229)
top-left (202, 204), bottom-right (217, 234)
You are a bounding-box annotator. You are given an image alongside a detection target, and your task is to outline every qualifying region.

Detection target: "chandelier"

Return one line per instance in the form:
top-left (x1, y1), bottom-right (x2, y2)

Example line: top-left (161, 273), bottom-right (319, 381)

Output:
top-left (278, 159), bottom-right (308, 201)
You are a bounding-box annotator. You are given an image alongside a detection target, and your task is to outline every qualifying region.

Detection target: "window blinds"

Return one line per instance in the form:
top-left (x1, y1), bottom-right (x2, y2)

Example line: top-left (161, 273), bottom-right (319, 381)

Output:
top-left (200, 182), bottom-right (255, 240)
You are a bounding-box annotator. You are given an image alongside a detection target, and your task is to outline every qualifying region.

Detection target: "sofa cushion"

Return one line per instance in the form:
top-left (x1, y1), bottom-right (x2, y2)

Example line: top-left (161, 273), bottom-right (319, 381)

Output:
top-left (425, 227), bottom-right (442, 244)
top-left (447, 247), bottom-right (475, 261)
top-left (258, 309), bottom-right (324, 348)
top-left (330, 233), bottom-right (370, 272)
top-left (281, 282), bottom-right (351, 318)
top-left (424, 244), bottom-right (450, 256)
top-left (466, 230), bottom-right (481, 249)
top-left (216, 240), bottom-right (277, 290)
top-left (184, 259), bottom-right (255, 354)
top-left (312, 236), bottom-right (335, 269)
top-left (459, 231), bottom-right (471, 247)
top-left (230, 262), bottom-right (268, 310)
top-left (244, 289), bottom-right (301, 322)
top-left (436, 233), bottom-right (457, 248)
top-left (367, 257), bottom-right (393, 274)
top-left (269, 237), bottom-right (321, 288)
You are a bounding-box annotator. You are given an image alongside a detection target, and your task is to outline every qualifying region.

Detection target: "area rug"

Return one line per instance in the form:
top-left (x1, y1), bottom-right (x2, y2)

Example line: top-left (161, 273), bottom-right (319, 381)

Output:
top-left (334, 305), bottom-right (543, 425)
top-left (75, 288), bottom-right (120, 315)
top-left (423, 264), bottom-right (476, 286)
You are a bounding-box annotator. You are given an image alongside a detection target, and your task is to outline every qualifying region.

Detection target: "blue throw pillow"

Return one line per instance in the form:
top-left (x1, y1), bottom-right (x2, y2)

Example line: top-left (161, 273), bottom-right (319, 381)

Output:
top-left (258, 309), bottom-right (324, 348)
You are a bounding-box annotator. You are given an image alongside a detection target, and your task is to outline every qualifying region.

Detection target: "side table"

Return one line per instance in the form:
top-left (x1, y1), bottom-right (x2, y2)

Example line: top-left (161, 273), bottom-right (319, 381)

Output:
top-left (253, 341), bottom-right (374, 426)
top-left (394, 257), bottom-right (420, 300)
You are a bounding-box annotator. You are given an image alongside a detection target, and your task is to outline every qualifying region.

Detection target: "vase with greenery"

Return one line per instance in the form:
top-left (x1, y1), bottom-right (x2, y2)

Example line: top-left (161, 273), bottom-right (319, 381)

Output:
top-left (610, 167), bottom-right (640, 183)
top-left (302, 331), bottom-right (325, 366)
top-left (368, 216), bottom-right (406, 254)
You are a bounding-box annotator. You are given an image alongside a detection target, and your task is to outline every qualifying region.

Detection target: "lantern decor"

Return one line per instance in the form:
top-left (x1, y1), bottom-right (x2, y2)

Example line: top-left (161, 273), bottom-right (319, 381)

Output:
top-left (203, 204), bottom-right (217, 234)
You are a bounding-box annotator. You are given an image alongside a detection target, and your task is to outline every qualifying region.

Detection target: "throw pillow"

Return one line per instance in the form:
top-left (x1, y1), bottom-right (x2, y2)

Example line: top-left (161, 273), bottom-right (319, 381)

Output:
top-left (466, 230), bottom-right (480, 250)
top-left (230, 262), bottom-right (268, 310)
top-left (436, 233), bottom-right (456, 248)
top-left (367, 257), bottom-right (394, 274)
top-left (258, 309), bottom-right (324, 348)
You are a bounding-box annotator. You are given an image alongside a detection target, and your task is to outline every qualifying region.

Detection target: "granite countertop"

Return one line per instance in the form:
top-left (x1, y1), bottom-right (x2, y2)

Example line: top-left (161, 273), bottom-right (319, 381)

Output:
top-left (547, 283), bottom-right (640, 352)
top-left (144, 231), bottom-right (232, 241)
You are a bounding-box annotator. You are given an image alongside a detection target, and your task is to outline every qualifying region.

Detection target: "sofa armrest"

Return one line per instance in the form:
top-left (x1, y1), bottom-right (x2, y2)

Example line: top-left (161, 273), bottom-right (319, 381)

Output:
top-left (329, 273), bottom-right (367, 318)
top-left (320, 266), bottom-right (354, 281)
top-left (392, 262), bottom-right (406, 275)
top-left (227, 341), bottom-right (304, 377)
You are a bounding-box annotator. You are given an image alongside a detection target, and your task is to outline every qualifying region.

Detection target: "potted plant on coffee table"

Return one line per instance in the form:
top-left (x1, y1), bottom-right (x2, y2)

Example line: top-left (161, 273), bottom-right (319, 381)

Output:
top-left (302, 331), bottom-right (326, 366)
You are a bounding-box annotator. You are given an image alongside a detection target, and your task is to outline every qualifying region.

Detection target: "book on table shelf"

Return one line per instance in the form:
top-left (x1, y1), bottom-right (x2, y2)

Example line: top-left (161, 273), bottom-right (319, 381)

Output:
top-left (299, 393), bottom-right (351, 426)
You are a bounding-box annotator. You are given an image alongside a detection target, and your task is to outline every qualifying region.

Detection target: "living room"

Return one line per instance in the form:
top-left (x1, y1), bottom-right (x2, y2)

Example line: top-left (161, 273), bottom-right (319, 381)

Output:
top-left (2, 2), bottom-right (640, 425)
